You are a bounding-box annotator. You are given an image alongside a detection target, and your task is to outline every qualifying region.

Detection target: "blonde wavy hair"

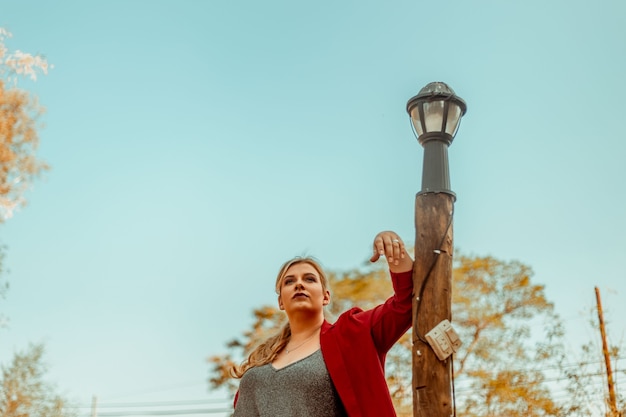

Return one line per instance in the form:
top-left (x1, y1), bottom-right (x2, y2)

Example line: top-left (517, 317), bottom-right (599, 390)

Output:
top-left (231, 257), bottom-right (329, 378)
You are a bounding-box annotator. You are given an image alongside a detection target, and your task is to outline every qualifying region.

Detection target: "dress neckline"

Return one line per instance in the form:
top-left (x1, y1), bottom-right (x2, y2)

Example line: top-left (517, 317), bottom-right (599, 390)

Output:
top-left (270, 349), bottom-right (321, 371)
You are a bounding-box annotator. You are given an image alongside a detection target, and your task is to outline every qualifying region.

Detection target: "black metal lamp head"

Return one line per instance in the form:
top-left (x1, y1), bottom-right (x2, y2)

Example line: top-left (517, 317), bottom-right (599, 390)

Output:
top-left (406, 82), bottom-right (467, 146)
top-left (406, 82), bottom-right (467, 198)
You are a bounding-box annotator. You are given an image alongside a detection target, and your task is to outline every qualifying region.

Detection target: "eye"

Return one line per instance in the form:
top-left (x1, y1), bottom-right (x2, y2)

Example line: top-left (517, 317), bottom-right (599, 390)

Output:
top-left (283, 278), bottom-right (294, 286)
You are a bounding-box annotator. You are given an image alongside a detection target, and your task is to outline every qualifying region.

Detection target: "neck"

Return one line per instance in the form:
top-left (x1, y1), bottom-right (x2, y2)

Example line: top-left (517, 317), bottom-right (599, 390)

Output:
top-left (288, 315), bottom-right (325, 339)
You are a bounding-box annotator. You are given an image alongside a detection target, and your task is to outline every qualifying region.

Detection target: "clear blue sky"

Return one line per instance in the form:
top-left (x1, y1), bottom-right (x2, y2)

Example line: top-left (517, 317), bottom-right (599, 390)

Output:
top-left (1, 0), bottom-right (625, 414)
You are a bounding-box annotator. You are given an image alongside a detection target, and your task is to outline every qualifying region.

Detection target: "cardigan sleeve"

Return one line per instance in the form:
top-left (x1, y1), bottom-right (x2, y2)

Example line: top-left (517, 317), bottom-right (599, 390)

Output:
top-left (320, 268), bottom-right (414, 416)
top-left (366, 269), bottom-right (414, 354)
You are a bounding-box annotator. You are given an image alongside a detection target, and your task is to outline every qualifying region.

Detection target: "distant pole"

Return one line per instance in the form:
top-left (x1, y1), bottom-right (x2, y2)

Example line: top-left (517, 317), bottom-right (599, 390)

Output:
top-left (406, 82), bottom-right (466, 417)
top-left (594, 287), bottom-right (618, 416)
top-left (91, 395), bottom-right (98, 417)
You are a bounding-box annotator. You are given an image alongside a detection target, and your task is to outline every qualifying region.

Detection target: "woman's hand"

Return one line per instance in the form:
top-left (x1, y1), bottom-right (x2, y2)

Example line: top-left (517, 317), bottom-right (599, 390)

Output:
top-left (369, 231), bottom-right (414, 273)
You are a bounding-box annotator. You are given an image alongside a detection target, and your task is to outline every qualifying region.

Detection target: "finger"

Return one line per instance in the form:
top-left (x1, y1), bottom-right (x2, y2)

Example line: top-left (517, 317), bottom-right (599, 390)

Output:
top-left (392, 239), bottom-right (401, 265)
top-left (370, 236), bottom-right (384, 262)
top-left (369, 247), bottom-right (380, 262)
top-left (382, 235), bottom-right (394, 262)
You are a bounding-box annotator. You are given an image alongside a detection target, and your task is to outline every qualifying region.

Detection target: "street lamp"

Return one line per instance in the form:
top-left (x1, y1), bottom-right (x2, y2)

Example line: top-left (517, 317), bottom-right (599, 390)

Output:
top-left (406, 82), bottom-right (467, 198)
top-left (407, 81), bottom-right (466, 417)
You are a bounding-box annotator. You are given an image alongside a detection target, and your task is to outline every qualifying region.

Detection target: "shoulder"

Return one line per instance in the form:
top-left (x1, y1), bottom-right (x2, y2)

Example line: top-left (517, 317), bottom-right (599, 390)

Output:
top-left (321, 307), bottom-right (367, 334)
top-left (239, 363), bottom-right (268, 384)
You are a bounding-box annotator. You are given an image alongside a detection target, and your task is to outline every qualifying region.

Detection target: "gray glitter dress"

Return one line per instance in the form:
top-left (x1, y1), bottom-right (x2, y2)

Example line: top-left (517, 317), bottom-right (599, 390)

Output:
top-left (233, 349), bottom-right (347, 416)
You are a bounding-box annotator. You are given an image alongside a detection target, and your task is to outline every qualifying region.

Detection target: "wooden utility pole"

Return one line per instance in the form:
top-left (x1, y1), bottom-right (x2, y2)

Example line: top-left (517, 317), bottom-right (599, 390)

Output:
top-left (91, 395), bottom-right (98, 417)
top-left (594, 287), bottom-right (619, 416)
top-left (413, 193), bottom-right (454, 417)
top-left (406, 81), bottom-right (466, 417)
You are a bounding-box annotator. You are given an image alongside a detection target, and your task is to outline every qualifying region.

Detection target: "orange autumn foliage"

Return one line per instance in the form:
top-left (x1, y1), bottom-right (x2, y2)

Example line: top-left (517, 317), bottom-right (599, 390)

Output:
top-left (0, 28), bottom-right (50, 221)
top-left (0, 81), bottom-right (48, 220)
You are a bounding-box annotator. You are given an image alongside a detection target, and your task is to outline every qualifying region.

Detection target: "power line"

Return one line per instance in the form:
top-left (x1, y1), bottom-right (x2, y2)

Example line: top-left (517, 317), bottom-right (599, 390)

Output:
top-left (453, 370), bottom-right (624, 395)
top-left (100, 381), bottom-right (210, 402)
top-left (93, 408), bottom-right (231, 416)
top-left (77, 399), bottom-right (230, 409)
top-left (77, 396), bottom-right (234, 417)
top-left (452, 355), bottom-right (626, 380)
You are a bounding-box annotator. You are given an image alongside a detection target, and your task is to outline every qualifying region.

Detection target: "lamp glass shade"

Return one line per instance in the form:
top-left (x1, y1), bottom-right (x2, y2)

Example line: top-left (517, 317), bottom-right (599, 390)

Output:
top-left (445, 102), bottom-right (463, 136)
top-left (423, 100), bottom-right (446, 133)
top-left (409, 106), bottom-right (424, 136)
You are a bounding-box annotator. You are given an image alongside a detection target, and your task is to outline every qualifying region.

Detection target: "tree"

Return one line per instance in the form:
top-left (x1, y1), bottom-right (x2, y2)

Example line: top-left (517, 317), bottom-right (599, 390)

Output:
top-left (0, 244), bottom-right (8, 328)
top-left (207, 253), bottom-right (573, 417)
top-left (0, 344), bottom-right (74, 417)
top-left (559, 304), bottom-right (625, 417)
top-left (0, 29), bottom-right (72, 417)
top-left (0, 28), bottom-right (50, 221)
top-left (0, 27), bottom-right (50, 320)
top-left (0, 256), bottom-right (75, 417)
top-left (451, 254), bottom-right (566, 416)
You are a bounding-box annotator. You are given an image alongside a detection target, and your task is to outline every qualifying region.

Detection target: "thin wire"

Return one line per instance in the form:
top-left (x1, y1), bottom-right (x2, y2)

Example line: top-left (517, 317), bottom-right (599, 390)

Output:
top-left (453, 371), bottom-right (620, 395)
top-left (414, 206), bottom-right (454, 343)
top-left (412, 204), bottom-right (456, 414)
top-left (451, 357), bottom-right (458, 417)
top-left (78, 399), bottom-right (230, 408)
top-left (102, 381), bottom-right (209, 401)
top-left (450, 356), bottom-right (626, 384)
top-left (94, 408), bottom-right (232, 416)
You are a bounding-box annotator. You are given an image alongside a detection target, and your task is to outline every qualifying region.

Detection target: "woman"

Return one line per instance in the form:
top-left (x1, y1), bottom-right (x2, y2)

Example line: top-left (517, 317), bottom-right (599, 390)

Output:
top-left (232, 231), bottom-right (414, 417)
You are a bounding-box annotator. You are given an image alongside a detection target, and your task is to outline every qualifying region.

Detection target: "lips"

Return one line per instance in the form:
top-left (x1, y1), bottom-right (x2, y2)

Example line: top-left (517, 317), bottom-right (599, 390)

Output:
top-left (293, 292), bottom-right (309, 299)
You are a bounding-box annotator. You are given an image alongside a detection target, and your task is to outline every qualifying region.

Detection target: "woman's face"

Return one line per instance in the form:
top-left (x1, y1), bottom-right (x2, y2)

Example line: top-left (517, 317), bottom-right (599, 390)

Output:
top-left (278, 262), bottom-right (330, 315)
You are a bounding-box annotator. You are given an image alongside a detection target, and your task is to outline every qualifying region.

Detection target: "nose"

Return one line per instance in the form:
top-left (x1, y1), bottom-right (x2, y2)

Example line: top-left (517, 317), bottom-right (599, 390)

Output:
top-left (295, 282), bottom-right (304, 291)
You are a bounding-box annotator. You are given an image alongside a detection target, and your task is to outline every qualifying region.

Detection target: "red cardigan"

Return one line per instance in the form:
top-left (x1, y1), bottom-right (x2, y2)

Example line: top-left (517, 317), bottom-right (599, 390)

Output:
top-left (320, 269), bottom-right (413, 417)
top-left (233, 269), bottom-right (413, 416)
